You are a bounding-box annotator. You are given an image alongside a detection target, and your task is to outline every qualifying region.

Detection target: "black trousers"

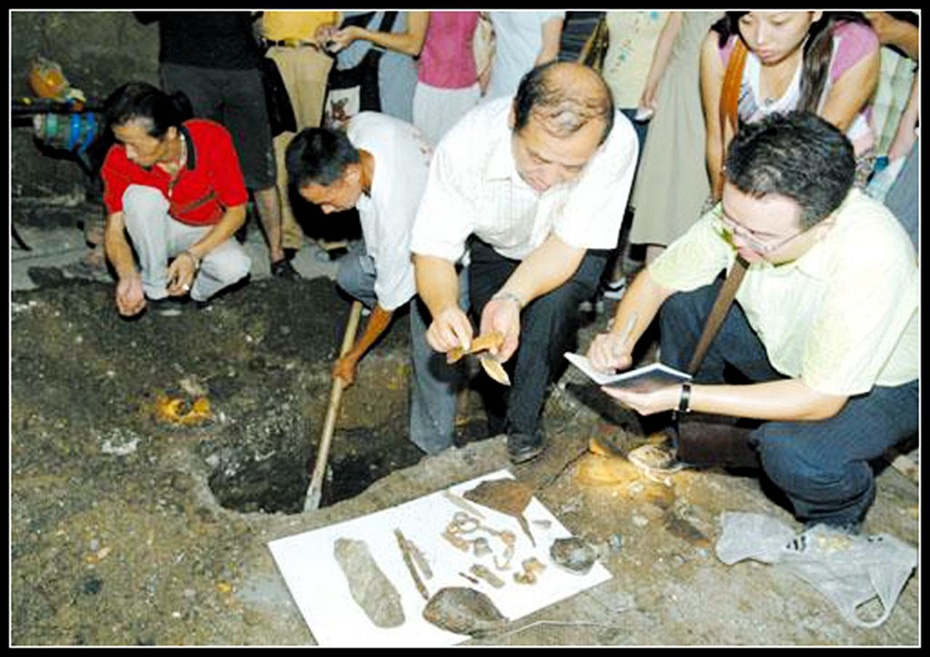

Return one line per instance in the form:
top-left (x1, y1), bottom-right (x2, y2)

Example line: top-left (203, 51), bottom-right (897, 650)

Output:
top-left (468, 238), bottom-right (608, 436)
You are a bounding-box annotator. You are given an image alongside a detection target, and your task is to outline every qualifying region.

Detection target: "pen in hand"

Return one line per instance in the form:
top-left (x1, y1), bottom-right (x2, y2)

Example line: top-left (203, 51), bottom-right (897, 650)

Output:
top-left (611, 312), bottom-right (639, 363)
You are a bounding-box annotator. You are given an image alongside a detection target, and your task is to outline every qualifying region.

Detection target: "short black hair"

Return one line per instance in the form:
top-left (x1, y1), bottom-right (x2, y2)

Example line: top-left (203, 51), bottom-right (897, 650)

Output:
top-left (724, 111), bottom-right (855, 228)
top-left (103, 81), bottom-right (191, 138)
top-left (285, 127), bottom-right (360, 189)
top-left (512, 61), bottom-right (614, 145)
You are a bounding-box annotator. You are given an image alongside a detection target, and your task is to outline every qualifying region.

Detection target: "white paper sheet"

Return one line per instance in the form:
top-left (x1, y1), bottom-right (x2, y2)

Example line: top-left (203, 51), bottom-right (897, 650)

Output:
top-left (268, 469), bottom-right (612, 646)
top-left (564, 351), bottom-right (691, 389)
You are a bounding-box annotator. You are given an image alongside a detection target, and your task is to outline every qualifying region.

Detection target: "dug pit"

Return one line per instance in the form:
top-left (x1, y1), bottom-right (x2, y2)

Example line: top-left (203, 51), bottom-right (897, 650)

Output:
top-left (12, 273), bottom-right (500, 516)
top-left (11, 268), bottom-right (920, 646)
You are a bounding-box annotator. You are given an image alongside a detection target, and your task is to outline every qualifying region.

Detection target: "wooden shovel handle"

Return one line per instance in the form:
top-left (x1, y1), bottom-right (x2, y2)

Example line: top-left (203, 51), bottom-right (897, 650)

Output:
top-left (304, 300), bottom-right (364, 511)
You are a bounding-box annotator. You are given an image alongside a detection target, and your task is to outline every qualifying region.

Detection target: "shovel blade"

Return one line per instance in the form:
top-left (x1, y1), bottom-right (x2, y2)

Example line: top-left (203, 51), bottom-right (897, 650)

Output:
top-left (303, 485), bottom-right (323, 512)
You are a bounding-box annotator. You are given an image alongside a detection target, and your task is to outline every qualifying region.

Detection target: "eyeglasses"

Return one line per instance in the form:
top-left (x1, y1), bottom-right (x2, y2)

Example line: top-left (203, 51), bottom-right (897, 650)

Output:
top-left (712, 205), bottom-right (805, 254)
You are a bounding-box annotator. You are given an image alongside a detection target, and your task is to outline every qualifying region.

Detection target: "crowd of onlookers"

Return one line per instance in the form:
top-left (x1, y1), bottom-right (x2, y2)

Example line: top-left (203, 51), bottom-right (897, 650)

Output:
top-left (93, 11), bottom-right (918, 534)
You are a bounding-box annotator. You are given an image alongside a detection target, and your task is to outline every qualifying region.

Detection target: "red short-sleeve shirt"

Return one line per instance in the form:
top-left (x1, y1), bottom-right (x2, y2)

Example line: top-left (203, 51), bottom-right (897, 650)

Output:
top-left (102, 119), bottom-right (249, 226)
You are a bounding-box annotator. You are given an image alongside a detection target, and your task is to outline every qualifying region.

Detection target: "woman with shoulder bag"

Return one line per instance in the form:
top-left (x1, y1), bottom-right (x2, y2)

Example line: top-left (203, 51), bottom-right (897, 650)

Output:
top-left (701, 11), bottom-right (880, 199)
top-left (325, 11), bottom-right (426, 124)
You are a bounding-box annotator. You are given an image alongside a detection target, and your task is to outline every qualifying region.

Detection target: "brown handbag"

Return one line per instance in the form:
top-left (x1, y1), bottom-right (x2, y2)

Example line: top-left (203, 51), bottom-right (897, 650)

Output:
top-left (675, 37), bottom-right (757, 469)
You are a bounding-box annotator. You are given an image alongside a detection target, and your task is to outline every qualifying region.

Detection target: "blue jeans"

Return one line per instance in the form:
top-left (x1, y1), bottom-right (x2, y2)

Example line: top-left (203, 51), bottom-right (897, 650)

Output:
top-left (468, 239), bottom-right (608, 437)
top-left (408, 271), bottom-right (470, 455)
top-left (660, 280), bottom-right (919, 526)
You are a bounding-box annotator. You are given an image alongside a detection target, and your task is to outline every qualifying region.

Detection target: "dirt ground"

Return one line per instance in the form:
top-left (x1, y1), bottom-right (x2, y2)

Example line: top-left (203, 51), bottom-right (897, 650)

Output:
top-left (9, 238), bottom-right (921, 646)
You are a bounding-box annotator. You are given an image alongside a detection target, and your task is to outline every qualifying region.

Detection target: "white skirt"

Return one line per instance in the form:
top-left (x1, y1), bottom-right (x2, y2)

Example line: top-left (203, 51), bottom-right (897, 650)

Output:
top-left (412, 82), bottom-right (481, 146)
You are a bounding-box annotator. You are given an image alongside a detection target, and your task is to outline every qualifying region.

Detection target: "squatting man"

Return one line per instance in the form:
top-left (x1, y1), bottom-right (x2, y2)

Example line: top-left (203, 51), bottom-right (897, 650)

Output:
top-left (101, 81), bottom-right (251, 317)
top-left (586, 111), bottom-right (918, 533)
top-left (285, 110), bottom-right (457, 457)
top-left (410, 60), bottom-right (638, 464)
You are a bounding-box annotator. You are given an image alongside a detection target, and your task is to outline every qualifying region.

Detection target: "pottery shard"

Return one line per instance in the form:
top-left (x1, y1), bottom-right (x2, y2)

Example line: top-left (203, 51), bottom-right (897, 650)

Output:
top-left (422, 587), bottom-right (508, 637)
top-left (333, 537), bottom-right (405, 628)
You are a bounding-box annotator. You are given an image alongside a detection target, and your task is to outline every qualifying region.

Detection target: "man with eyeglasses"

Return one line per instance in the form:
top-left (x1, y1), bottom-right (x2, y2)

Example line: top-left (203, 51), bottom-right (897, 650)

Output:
top-left (586, 111), bottom-right (917, 534)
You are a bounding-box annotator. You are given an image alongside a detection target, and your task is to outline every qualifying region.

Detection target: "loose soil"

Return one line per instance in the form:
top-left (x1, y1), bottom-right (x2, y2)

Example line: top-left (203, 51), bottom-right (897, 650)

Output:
top-left (10, 269), bottom-right (920, 646)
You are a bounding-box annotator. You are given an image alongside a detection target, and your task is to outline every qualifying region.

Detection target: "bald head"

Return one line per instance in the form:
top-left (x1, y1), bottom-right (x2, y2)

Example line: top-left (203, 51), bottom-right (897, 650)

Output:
top-left (512, 61), bottom-right (615, 144)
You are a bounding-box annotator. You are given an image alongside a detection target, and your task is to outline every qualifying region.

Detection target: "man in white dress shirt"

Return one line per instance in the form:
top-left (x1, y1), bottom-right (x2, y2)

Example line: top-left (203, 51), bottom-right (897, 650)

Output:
top-left (410, 61), bottom-right (638, 463)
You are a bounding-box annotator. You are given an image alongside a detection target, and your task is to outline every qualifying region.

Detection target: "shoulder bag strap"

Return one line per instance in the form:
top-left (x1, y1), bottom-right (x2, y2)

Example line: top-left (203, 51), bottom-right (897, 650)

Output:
top-left (377, 11), bottom-right (398, 34)
top-left (687, 37), bottom-right (751, 375)
top-left (341, 12), bottom-right (376, 29)
top-left (687, 255), bottom-right (749, 375)
top-left (578, 14), bottom-right (609, 70)
top-left (720, 37), bottom-right (748, 135)
top-left (362, 11), bottom-right (399, 65)
top-left (714, 37), bottom-right (748, 199)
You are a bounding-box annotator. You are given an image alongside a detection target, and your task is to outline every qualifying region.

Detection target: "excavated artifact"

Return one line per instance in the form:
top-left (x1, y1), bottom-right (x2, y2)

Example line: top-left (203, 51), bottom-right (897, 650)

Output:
top-left (422, 586), bottom-right (508, 636)
top-left (333, 537), bottom-right (405, 628)
top-left (446, 331), bottom-right (504, 363)
top-left (463, 479), bottom-right (536, 546)
top-left (549, 536), bottom-right (600, 575)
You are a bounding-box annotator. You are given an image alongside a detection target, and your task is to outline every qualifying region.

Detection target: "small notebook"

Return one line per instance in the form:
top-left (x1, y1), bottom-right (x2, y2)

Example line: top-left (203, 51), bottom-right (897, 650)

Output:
top-left (564, 352), bottom-right (691, 392)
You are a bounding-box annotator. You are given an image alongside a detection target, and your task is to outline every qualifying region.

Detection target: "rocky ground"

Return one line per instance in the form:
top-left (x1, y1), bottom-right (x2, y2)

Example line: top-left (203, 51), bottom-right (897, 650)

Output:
top-left (9, 212), bottom-right (921, 646)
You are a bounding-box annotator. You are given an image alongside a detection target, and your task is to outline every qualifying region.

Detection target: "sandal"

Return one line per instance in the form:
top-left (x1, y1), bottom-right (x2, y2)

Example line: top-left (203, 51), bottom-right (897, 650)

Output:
top-left (626, 443), bottom-right (686, 474)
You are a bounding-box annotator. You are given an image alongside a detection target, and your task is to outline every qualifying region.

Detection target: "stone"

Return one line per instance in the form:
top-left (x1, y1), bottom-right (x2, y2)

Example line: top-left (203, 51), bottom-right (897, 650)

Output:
top-left (422, 587), bottom-right (508, 637)
top-left (333, 537), bottom-right (405, 628)
top-left (549, 536), bottom-right (600, 575)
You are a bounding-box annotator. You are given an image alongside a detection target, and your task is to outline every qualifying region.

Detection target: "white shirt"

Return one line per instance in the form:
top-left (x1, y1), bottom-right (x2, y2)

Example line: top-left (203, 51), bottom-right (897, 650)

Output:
top-left (347, 112), bottom-right (433, 311)
top-left (486, 11), bottom-right (565, 101)
top-left (410, 97), bottom-right (638, 262)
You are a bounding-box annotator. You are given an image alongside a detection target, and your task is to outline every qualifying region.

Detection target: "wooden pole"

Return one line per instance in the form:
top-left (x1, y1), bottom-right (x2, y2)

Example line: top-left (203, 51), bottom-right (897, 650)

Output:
top-left (304, 300), bottom-right (364, 512)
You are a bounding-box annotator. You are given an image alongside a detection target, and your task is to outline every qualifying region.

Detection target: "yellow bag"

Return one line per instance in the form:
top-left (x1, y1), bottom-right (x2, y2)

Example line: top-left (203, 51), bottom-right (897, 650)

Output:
top-left (29, 56), bottom-right (69, 100)
top-left (28, 56), bottom-right (86, 107)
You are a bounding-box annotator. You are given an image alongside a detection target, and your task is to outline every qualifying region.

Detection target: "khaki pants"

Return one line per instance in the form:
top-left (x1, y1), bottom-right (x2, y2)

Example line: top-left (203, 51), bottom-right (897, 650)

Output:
top-left (121, 185), bottom-right (251, 302)
top-left (267, 46), bottom-right (334, 250)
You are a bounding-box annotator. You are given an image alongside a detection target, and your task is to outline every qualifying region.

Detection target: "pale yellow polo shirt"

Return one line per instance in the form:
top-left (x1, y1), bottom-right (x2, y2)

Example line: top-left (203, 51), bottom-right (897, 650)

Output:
top-left (261, 11), bottom-right (340, 41)
top-left (649, 188), bottom-right (918, 396)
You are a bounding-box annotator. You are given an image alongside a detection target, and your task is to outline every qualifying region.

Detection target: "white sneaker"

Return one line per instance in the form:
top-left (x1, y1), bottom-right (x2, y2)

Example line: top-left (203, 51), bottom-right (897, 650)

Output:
top-left (602, 277), bottom-right (627, 300)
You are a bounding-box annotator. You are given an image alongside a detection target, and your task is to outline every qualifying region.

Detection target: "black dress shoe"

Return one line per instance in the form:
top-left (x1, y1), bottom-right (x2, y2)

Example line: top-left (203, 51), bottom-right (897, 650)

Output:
top-left (506, 430), bottom-right (545, 464)
top-left (272, 258), bottom-right (301, 280)
top-left (147, 296), bottom-right (188, 317)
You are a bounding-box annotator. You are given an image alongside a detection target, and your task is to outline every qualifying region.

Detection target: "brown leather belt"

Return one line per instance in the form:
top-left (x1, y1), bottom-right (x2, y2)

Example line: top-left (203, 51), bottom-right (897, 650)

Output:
top-left (263, 38), bottom-right (321, 51)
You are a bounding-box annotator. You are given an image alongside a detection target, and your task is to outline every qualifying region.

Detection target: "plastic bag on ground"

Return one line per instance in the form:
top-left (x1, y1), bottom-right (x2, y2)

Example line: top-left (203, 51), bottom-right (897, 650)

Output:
top-left (716, 511), bottom-right (918, 628)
